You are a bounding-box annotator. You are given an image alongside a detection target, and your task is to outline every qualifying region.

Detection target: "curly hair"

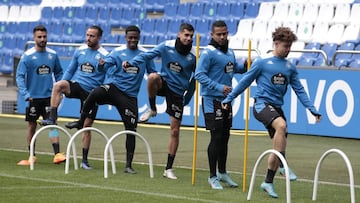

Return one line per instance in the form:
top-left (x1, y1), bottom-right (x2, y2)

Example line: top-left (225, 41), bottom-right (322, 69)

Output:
top-left (272, 27), bottom-right (297, 42)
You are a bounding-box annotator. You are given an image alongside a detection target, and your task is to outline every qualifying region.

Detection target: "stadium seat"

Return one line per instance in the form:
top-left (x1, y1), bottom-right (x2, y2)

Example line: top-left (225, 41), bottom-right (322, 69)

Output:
top-left (257, 38), bottom-right (273, 55)
top-left (216, 2), bottom-right (231, 21)
top-left (51, 7), bottom-right (64, 24)
top-left (314, 43), bottom-right (338, 66)
top-left (288, 41), bottom-right (305, 59)
top-left (255, 2), bottom-right (274, 21)
top-left (4, 22), bottom-right (17, 38)
top-left (189, 2), bottom-right (204, 20)
top-left (297, 57), bottom-right (314, 66)
top-left (342, 24), bottom-right (360, 44)
top-left (73, 7), bottom-right (86, 24)
top-left (7, 5), bottom-right (20, 22)
top-left (326, 24), bottom-right (345, 45)
top-left (334, 42), bottom-right (355, 67)
top-left (118, 7), bottom-right (135, 27)
top-left (104, 34), bottom-right (119, 43)
top-left (299, 3), bottom-right (319, 24)
top-left (142, 34), bottom-right (157, 45)
top-left (348, 59), bottom-right (360, 68)
top-left (49, 22), bottom-right (63, 42)
top-left (194, 19), bottom-right (210, 39)
top-left (347, 3), bottom-right (360, 25)
top-left (229, 36), bottom-right (244, 49)
top-left (0, 53), bottom-right (14, 74)
top-left (98, 7), bottom-right (110, 25)
top-left (243, 2), bottom-right (260, 19)
top-left (133, 8), bottom-right (146, 22)
top-left (284, 3), bottom-right (304, 24)
top-left (266, 20), bottom-right (282, 39)
top-left (298, 42), bottom-right (321, 66)
top-left (140, 18), bottom-right (156, 38)
top-left (316, 3), bottom-right (334, 23)
top-left (39, 6), bottom-right (52, 24)
top-left (226, 19), bottom-right (239, 36)
top-left (311, 21), bottom-right (329, 44)
top-left (144, 0), bottom-right (167, 13)
top-left (203, 2), bottom-right (217, 20)
top-left (167, 19), bottom-right (182, 39)
top-left (250, 19), bottom-right (268, 41)
top-left (234, 18), bottom-right (253, 40)
top-left (154, 18), bottom-right (168, 38)
top-left (109, 7), bottom-right (122, 27)
top-left (176, 3), bottom-right (191, 20)
top-left (86, 0), bottom-right (105, 8)
top-left (297, 21), bottom-right (313, 42)
top-left (0, 5), bottom-right (8, 21)
top-left (269, 3), bottom-right (289, 23)
top-left (85, 6), bottom-right (98, 25)
top-left (62, 7), bottom-right (75, 24)
top-left (163, 3), bottom-right (177, 19)
top-left (329, 3), bottom-right (351, 25)
top-left (282, 21), bottom-right (298, 34)
top-left (229, 2), bottom-right (244, 20)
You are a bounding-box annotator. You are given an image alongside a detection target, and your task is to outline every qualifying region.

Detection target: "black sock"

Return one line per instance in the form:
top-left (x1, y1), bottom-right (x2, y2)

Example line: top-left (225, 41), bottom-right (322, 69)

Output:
top-left (265, 169), bottom-right (277, 183)
top-left (165, 154), bottom-right (175, 170)
top-left (52, 143), bottom-right (60, 154)
top-left (149, 97), bottom-right (156, 111)
top-left (82, 148), bottom-right (89, 163)
top-left (126, 152), bottom-right (134, 168)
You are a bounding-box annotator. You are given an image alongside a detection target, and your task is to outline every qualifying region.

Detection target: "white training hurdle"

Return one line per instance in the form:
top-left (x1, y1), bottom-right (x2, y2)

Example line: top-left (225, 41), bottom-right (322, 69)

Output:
top-left (30, 125), bottom-right (77, 170)
top-left (65, 127), bottom-right (115, 174)
top-left (247, 149), bottom-right (291, 203)
top-left (312, 148), bottom-right (355, 203)
top-left (103, 130), bottom-right (154, 178)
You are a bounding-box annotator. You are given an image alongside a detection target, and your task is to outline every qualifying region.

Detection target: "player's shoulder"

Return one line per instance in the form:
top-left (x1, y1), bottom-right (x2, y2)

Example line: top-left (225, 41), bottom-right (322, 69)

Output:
top-left (23, 47), bottom-right (36, 56)
top-left (98, 46), bottom-right (109, 55)
top-left (114, 45), bottom-right (127, 52)
top-left (45, 47), bottom-right (57, 55)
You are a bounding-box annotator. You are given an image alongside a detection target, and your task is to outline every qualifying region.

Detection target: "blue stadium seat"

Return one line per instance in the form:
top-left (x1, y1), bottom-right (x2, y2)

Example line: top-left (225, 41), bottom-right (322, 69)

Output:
top-left (142, 34), bottom-right (157, 45)
top-left (154, 18), bottom-right (169, 38)
top-left (163, 3), bottom-right (177, 19)
top-left (133, 8), bottom-right (146, 21)
top-left (194, 19), bottom-right (210, 39)
top-left (140, 18), bottom-right (156, 38)
top-left (176, 3), bottom-right (191, 20)
top-left (314, 43), bottom-right (338, 66)
top-left (226, 19), bottom-right (239, 36)
top-left (216, 2), bottom-right (231, 20)
top-left (49, 22), bottom-right (63, 42)
top-left (297, 57), bottom-right (315, 66)
top-left (109, 7), bottom-right (122, 27)
top-left (297, 42), bottom-right (321, 66)
top-left (119, 7), bottom-right (135, 27)
top-left (203, 2), bottom-right (217, 20)
top-left (73, 7), bottom-right (86, 24)
top-left (104, 34), bottom-right (119, 43)
top-left (98, 7), bottom-right (110, 25)
top-left (85, 6), bottom-right (98, 25)
top-left (86, 0), bottom-right (105, 8)
top-left (189, 2), bottom-right (204, 20)
top-left (40, 6), bottom-right (52, 24)
top-left (167, 19), bottom-right (183, 39)
top-left (145, 0), bottom-right (166, 13)
top-left (229, 2), bottom-right (245, 20)
top-left (51, 7), bottom-right (64, 24)
top-left (243, 2), bottom-right (260, 19)
top-left (334, 42), bottom-right (355, 68)
top-left (0, 53), bottom-right (14, 74)
top-left (348, 59), bottom-right (360, 68)
top-left (63, 7), bottom-right (75, 24)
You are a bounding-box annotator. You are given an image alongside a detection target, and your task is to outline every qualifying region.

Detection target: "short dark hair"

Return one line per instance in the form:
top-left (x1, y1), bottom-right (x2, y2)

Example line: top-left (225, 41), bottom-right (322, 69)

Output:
top-left (179, 23), bottom-right (194, 32)
top-left (88, 25), bottom-right (103, 37)
top-left (272, 27), bottom-right (298, 42)
top-left (125, 25), bottom-right (140, 35)
top-left (33, 25), bottom-right (47, 33)
top-left (211, 20), bottom-right (227, 32)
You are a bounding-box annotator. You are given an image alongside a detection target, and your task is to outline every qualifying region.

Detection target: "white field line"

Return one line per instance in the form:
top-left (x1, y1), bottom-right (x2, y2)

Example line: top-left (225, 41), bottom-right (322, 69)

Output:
top-left (0, 173), bottom-right (219, 203)
top-left (1, 147), bottom-right (359, 189)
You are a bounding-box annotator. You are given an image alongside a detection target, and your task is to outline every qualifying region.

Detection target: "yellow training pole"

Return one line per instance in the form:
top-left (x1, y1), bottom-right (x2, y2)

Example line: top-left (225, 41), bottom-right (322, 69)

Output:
top-left (191, 34), bottom-right (201, 185)
top-left (243, 39), bottom-right (252, 192)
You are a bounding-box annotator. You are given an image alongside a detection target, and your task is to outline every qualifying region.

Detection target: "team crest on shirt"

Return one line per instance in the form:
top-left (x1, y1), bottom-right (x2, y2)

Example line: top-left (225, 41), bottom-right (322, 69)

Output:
top-left (37, 64), bottom-right (51, 75)
top-left (168, 62), bottom-right (183, 73)
top-left (81, 62), bottom-right (95, 73)
top-left (224, 62), bottom-right (234, 73)
top-left (271, 73), bottom-right (286, 85)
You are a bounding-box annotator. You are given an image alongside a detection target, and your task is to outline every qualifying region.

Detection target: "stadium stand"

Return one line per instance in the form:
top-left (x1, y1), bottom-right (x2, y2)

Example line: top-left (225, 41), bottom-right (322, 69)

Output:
top-left (2, 0), bottom-right (360, 74)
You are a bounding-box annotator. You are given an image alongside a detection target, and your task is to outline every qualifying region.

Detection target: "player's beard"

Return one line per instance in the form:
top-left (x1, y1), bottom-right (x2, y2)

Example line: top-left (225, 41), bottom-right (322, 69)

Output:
top-left (38, 41), bottom-right (46, 49)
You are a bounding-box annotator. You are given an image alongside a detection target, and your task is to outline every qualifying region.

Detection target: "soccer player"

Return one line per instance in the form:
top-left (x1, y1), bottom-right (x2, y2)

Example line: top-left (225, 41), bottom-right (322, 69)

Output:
top-left (123, 23), bottom-right (196, 179)
top-left (40, 25), bottom-right (109, 169)
top-left (16, 25), bottom-right (64, 165)
top-left (222, 27), bottom-right (322, 198)
top-left (76, 25), bottom-right (156, 173)
top-left (195, 20), bottom-right (247, 189)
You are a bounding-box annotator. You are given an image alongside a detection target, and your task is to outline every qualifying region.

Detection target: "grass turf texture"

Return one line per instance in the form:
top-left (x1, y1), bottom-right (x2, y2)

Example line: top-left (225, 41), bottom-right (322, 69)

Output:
top-left (0, 114), bottom-right (359, 202)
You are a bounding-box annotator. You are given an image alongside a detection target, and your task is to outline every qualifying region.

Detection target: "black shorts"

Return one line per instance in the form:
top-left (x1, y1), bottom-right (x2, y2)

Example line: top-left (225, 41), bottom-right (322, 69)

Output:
top-left (67, 80), bottom-right (97, 118)
top-left (157, 78), bottom-right (184, 121)
top-left (25, 98), bottom-right (50, 121)
top-left (89, 84), bottom-right (138, 130)
top-left (253, 103), bottom-right (286, 138)
top-left (203, 99), bottom-right (232, 131)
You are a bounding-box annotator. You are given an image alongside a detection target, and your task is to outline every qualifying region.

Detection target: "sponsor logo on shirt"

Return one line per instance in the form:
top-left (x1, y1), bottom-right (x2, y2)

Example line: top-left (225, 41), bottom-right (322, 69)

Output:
top-left (271, 73), bottom-right (287, 85)
top-left (168, 62), bottom-right (183, 73)
top-left (81, 62), bottom-right (95, 73)
top-left (224, 62), bottom-right (234, 73)
top-left (37, 65), bottom-right (51, 75)
top-left (125, 66), bottom-right (139, 74)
